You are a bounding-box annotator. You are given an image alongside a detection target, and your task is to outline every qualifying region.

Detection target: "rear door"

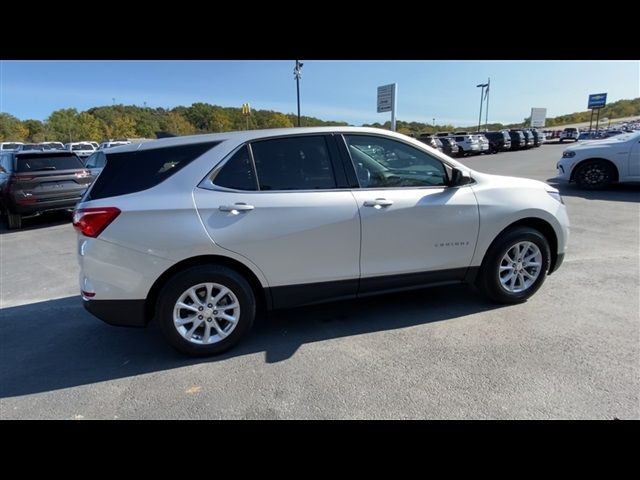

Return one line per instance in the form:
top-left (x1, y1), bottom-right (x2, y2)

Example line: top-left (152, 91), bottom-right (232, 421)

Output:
top-left (193, 134), bottom-right (361, 307)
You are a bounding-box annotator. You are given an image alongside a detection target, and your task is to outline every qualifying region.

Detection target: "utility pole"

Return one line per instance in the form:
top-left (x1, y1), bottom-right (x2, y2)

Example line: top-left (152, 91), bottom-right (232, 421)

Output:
top-left (484, 77), bottom-right (490, 131)
top-left (294, 60), bottom-right (303, 127)
top-left (476, 82), bottom-right (488, 132)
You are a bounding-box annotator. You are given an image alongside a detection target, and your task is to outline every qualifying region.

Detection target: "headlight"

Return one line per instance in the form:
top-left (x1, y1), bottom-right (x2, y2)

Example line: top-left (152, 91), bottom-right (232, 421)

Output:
top-left (562, 151), bottom-right (576, 158)
top-left (547, 190), bottom-right (564, 204)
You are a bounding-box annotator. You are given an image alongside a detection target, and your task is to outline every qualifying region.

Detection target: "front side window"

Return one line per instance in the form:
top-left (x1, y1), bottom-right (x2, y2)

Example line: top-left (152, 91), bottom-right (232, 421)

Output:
top-left (251, 136), bottom-right (336, 191)
top-left (85, 152), bottom-right (106, 168)
top-left (344, 134), bottom-right (447, 188)
top-left (212, 146), bottom-right (257, 191)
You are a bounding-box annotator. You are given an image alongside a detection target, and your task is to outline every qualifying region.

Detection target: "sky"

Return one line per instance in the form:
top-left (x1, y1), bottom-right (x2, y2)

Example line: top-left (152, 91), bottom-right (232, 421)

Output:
top-left (1, 60), bottom-right (638, 127)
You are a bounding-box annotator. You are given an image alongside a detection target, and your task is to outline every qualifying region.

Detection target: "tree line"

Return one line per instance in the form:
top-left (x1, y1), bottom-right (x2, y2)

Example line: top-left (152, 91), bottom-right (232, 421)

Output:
top-left (1, 97), bottom-right (638, 142)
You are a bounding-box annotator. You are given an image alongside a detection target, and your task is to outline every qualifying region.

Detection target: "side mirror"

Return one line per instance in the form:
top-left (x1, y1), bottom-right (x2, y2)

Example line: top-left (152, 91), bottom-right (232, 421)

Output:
top-left (449, 167), bottom-right (473, 187)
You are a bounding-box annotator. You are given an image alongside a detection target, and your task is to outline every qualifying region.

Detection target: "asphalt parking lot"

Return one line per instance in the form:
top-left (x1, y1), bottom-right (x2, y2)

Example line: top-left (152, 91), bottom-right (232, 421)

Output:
top-left (1, 143), bottom-right (638, 419)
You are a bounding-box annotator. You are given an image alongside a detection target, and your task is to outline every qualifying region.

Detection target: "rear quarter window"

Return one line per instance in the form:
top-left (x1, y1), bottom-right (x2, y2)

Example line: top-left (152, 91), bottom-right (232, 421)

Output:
top-left (87, 141), bottom-right (219, 200)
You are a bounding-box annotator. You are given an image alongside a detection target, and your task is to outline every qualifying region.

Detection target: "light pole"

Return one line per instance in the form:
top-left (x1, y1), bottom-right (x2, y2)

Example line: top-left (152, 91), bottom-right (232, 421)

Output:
top-left (476, 82), bottom-right (488, 132)
top-left (294, 60), bottom-right (303, 127)
top-left (484, 78), bottom-right (490, 131)
top-left (433, 118), bottom-right (435, 130)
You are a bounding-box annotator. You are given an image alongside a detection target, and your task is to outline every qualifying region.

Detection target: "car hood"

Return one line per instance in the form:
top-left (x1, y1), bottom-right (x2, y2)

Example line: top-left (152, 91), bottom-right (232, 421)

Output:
top-left (472, 172), bottom-right (555, 191)
top-left (565, 138), bottom-right (627, 151)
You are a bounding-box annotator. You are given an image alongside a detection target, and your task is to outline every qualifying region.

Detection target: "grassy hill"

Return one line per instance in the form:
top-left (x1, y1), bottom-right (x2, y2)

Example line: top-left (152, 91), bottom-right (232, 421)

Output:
top-left (1, 98), bottom-right (638, 142)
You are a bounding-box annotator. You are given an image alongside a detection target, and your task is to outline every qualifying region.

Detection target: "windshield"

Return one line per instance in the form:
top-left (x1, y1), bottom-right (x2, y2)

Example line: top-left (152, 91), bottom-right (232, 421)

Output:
top-left (71, 144), bottom-right (93, 151)
top-left (16, 154), bottom-right (84, 172)
top-left (2, 143), bottom-right (22, 150)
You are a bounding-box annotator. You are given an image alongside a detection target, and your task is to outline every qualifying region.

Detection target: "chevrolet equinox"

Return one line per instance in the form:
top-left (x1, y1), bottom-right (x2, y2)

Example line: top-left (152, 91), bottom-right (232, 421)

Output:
top-left (74, 127), bottom-right (569, 356)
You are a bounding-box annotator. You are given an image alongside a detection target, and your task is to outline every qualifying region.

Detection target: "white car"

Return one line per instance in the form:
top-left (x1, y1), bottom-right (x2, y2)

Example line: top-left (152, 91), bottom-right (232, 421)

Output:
top-left (559, 127), bottom-right (579, 142)
top-left (556, 131), bottom-right (640, 189)
top-left (65, 142), bottom-right (96, 159)
top-left (98, 141), bottom-right (131, 150)
top-left (74, 127), bottom-right (569, 356)
top-left (0, 142), bottom-right (23, 151)
top-left (445, 133), bottom-right (481, 156)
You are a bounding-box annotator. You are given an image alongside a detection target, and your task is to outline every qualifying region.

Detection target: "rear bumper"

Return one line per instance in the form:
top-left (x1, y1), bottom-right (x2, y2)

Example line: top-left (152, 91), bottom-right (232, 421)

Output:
top-left (83, 298), bottom-right (147, 327)
top-left (10, 195), bottom-right (84, 215)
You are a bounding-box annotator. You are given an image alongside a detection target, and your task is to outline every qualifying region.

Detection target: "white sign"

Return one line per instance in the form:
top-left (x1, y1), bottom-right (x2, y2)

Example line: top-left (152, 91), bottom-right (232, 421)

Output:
top-left (377, 84), bottom-right (395, 113)
top-left (530, 107), bottom-right (547, 128)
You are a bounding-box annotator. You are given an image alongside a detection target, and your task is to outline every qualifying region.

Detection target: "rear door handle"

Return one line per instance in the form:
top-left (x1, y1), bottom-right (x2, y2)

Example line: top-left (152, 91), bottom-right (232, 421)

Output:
top-left (363, 198), bottom-right (394, 208)
top-left (219, 203), bottom-right (255, 214)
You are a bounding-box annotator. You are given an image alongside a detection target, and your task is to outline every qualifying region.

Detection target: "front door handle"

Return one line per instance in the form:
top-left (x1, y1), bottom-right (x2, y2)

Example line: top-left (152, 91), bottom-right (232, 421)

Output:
top-left (363, 198), bottom-right (394, 208)
top-left (219, 203), bottom-right (255, 214)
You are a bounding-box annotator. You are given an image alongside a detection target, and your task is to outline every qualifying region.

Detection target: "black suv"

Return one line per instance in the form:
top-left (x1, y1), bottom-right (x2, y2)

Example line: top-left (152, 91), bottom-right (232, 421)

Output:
top-left (508, 130), bottom-right (527, 150)
top-left (529, 129), bottom-right (543, 147)
top-left (437, 137), bottom-right (459, 156)
top-left (0, 150), bottom-right (92, 229)
top-left (481, 131), bottom-right (512, 153)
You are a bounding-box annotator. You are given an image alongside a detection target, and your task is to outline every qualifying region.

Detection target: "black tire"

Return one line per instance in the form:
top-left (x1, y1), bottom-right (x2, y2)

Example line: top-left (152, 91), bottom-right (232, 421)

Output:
top-left (457, 147), bottom-right (465, 157)
top-left (477, 226), bottom-right (551, 304)
top-left (559, 139), bottom-right (564, 143)
top-left (574, 159), bottom-right (615, 190)
top-left (156, 265), bottom-right (256, 356)
top-left (6, 211), bottom-right (22, 230)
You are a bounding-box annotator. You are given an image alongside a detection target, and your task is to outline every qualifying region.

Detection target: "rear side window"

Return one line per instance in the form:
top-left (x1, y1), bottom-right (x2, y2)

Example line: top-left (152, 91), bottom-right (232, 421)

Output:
top-left (251, 136), bottom-right (336, 191)
top-left (87, 141), bottom-right (219, 200)
top-left (212, 146), bottom-right (258, 191)
top-left (16, 154), bottom-right (83, 172)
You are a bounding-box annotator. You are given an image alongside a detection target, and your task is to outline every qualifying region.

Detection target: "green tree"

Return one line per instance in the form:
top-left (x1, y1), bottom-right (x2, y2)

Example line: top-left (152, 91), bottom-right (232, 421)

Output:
top-left (0, 113), bottom-right (29, 141)
top-left (210, 109), bottom-right (233, 132)
top-left (264, 113), bottom-right (294, 129)
top-left (77, 113), bottom-right (103, 140)
top-left (162, 111), bottom-right (196, 135)
top-left (47, 108), bottom-right (81, 142)
top-left (23, 119), bottom-right (46, 142)
top-left (109, 115), bottom-right (137, 138)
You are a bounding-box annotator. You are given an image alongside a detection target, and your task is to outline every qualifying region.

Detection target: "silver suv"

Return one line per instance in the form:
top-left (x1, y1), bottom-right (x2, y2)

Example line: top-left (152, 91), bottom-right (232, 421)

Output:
top-left (74, 127), bottom-right (569, 356)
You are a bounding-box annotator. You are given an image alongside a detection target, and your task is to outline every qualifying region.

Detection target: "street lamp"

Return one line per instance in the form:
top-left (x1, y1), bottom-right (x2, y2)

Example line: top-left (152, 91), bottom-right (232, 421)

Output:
top-left (294, 60), bottom-right (303, 127)
top-left (476, 83), bottom-right (488, 132)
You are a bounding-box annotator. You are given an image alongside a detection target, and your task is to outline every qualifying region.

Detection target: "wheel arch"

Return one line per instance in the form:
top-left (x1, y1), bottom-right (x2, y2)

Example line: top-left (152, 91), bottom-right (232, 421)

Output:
top-left (480, 217), bottom-right (559, 275)
top-left (144, 255), bottom-right (270, 324)
top-left (570, 157), bottom-right (619, 182)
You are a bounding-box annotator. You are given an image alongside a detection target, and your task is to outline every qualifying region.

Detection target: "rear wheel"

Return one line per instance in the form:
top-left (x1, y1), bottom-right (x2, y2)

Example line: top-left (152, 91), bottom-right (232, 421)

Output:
top-left (477, 226), bottom-right (551, 304)
top-left (156, 265), bottom-right (256, 356)
top-left (457, 147), bottom-right (465, 157)
top-left (574, 160), bottom-right (615, 190)
top-left (6, 211), bottom-right (22, 230)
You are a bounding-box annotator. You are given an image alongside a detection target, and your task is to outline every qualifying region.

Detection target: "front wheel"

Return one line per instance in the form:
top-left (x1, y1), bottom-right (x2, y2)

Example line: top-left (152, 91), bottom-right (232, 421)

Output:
top-left (156, 265), bottom-right (256, 356)
top-left (477, 226), bottom-right (551, 304)
top-left (574, 160), bottom-right (615, 190)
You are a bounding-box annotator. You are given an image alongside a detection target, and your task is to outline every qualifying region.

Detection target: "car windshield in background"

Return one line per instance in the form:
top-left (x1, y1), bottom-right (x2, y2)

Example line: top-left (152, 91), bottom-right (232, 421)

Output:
top-left (72, 144), bottom-right (93, 151)
top-left (16, 154), bottom-right (84, 172)
top-left (3, 143), bottom-right (22, 150)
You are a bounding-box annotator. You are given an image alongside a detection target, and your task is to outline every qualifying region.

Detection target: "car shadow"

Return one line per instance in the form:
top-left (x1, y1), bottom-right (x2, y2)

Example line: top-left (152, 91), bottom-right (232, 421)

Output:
top-left (0, 285), bottom-right (501, 398)
top-left (546, 180), bottom-right (640, 203)
top-left (0, 210), bottom-right (72, 235)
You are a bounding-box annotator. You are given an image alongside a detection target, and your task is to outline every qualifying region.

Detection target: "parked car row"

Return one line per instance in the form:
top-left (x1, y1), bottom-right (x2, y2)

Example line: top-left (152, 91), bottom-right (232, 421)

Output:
top-left (414, 129), bottom-right (545, 157)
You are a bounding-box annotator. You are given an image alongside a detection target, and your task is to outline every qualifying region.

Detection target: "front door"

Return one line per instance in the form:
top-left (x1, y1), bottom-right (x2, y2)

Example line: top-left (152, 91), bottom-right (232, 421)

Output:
top-left (194, 135), bottom-right (361, 307)
top-left (342, 134), bottom-right (479, 294)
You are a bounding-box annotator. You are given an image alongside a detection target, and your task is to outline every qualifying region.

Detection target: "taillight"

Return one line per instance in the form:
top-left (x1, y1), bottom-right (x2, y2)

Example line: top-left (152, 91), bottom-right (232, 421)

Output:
top-left (72, 207), bottom-right (121, 238)
top-left (75, 169), bottom-right (91, 179)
